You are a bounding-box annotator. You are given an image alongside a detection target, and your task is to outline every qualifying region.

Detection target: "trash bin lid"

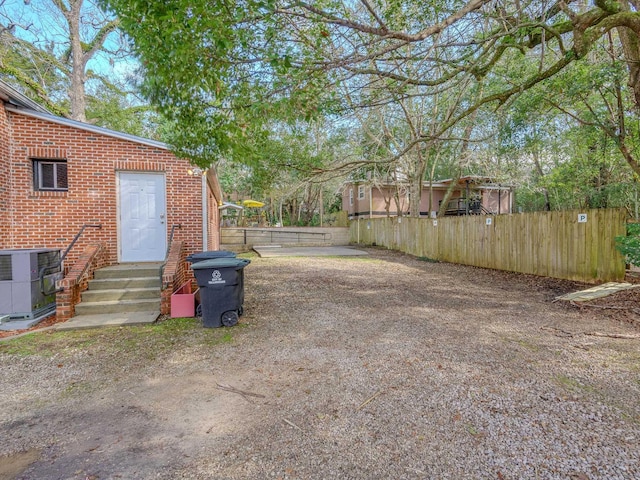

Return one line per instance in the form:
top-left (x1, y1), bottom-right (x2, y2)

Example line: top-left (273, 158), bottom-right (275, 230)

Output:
top-left (187, 250), bottom-right (236, 262)
top-left (191, 257), bottom-right (251, 270)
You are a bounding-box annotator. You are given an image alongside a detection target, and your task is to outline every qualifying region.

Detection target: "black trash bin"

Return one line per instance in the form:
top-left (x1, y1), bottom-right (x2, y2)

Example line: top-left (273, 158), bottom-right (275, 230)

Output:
top-left (187, 250), bottom-right (247, 314)
top-left (188, 251), bottom-right (242, 313)
top-left (186, 250), bottom-right (236, 263)
top-left (191, 257), bottom-right (250, 328)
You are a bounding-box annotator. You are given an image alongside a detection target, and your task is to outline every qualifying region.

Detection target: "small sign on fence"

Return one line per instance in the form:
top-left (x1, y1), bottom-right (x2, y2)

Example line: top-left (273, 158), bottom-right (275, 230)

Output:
top-left (350, 208), bottom-right (627, 282)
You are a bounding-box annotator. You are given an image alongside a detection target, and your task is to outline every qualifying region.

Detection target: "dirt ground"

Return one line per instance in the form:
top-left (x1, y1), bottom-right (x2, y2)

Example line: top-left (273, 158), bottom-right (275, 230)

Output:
top-left (1, 248), bottom-right (639, 479)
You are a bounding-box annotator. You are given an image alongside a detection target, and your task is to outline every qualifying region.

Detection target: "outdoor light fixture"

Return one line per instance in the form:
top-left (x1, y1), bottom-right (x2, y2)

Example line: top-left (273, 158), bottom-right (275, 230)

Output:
top-left (187, 167), bottom-right (204, 176)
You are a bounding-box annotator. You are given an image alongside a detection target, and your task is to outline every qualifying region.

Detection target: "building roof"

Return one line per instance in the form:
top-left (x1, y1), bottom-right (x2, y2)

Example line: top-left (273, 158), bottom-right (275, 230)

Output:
top-left (5, 106), bottom-right (170, 150)
top-left (219, 202), bottom-right (244, 211)
top-left (437, 175), bottom-right (497, 185)
top-left (0, 79), bottom-right (50, 113)
top-left (344, 175), bottom-right (512, 190)
top-left (206, 168), bottom-right (224, 204)
top-left (0, 78), bottom-right (169, 150)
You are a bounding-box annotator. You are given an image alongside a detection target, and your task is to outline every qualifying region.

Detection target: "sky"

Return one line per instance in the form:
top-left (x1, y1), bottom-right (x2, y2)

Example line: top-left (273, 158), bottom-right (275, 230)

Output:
top-left (0, 0), bottom-right (138, 91)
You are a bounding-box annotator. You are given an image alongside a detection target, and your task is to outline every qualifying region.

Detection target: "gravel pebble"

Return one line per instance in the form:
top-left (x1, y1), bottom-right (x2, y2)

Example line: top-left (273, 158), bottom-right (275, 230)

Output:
top-left (1, 248), bottom-right (639, 479)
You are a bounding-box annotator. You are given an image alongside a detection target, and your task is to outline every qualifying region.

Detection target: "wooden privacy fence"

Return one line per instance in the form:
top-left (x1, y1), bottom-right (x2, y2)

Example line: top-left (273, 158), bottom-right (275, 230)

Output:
top-left (350, 208), bottom-right (628, 283)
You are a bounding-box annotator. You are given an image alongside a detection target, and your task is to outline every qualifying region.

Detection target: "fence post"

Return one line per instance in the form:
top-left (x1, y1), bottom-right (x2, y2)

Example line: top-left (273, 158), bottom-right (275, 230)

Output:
top-left (351, 209), bottom-right (626, 282)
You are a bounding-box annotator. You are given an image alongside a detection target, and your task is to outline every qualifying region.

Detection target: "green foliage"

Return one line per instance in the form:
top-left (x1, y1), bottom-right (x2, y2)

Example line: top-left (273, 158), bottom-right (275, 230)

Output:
top-left (0, 30), bottom-right (68, 115)
top-left (86, 86), bottom-right (163, 137)
top-left (102, 0), bottom-right (338, 167)
top-left (417, 256), bottom-right (439, 263)
top-left (96, 0), bottom-right (640, 216)
top-left (495, 41), bottom-right (640, 213)
top-left (215, 116), bottom-right (348, 226)
top-left (1, 0), bottom-right (134, 120)
top-left (0, 317), bottom-right (235, 357)
top-left (616, 223), bottom-right (640, 266)
top-left (0, 329), bottom-right (99, 357)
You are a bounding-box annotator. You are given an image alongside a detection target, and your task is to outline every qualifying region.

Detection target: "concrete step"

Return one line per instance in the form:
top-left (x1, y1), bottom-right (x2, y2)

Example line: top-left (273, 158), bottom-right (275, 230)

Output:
top-left (94, 263), bottom-right (162, 280)
top-left (75, 298), bottom-right (161, 315)
top-left (88, 277), bottom-right (160, 290)
top-left (81, 287), bottom-right (160, 302)
top-left (56, 310), bottom-right (160, 331)
top-left (74, 263), bottom-right (162, 316)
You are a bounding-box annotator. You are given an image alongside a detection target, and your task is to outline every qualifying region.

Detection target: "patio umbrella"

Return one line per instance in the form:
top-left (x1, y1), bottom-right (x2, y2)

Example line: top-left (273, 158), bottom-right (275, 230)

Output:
top-left (242, 199), bottom-right (265, 208)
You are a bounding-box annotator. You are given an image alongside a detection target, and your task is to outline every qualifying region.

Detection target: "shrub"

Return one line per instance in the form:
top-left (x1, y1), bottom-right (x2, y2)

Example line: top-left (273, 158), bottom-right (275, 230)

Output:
top-left (616, 223), bottom-right (640, 267)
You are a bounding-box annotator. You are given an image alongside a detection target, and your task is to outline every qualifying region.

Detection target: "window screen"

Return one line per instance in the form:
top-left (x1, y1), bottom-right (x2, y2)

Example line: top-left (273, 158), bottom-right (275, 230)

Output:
top-left (33, 160), bottom-right (68, 191)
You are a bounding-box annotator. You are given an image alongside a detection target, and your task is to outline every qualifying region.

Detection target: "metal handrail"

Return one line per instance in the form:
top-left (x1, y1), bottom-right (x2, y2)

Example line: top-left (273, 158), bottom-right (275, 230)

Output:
top-left (39, 224), bottom-right (102, 296)
top-left (160, 224), bottom-right (182, 289)
top-left (479, 205), bottom-right (495, 215)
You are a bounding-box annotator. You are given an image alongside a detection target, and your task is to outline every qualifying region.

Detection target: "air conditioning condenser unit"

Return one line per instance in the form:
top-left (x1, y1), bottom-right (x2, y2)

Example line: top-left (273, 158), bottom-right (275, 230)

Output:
top-left (0, 249), bottom-right (62, 320)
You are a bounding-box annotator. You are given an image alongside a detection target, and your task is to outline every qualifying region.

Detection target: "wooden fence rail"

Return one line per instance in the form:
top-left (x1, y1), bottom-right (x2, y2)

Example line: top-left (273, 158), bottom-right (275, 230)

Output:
top-left (222, 227), bottom-right (350, 247)
top-left (350, 208), bottom-right (628, 283)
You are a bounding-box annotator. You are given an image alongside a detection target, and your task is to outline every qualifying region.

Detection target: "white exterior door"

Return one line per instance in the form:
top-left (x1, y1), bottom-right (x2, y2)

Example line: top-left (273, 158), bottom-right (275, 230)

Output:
top-left (118, 172), bottom-right (167, 262)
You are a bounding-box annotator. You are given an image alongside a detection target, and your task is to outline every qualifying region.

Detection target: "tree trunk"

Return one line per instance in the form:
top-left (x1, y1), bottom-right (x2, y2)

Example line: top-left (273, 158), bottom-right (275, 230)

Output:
top-left (532, 150), bottom-right (551, 211)
top-left (619, 0), bottom-right (640, 110)
top-left (437, 172), bottom-right (461, 218)
top-left (408, 155), bottom-right (427, 218)
top-left (66, 0), bottom-right (87, 121)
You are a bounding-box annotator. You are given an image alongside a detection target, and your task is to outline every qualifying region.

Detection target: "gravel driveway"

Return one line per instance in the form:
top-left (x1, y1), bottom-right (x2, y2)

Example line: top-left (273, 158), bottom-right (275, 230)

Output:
top-left (1, 248), bottom-right (639, 479)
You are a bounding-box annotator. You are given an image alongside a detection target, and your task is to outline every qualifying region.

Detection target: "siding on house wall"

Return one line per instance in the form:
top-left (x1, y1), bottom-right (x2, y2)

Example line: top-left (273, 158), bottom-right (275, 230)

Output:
top-left (482, 189), bottom-right (511, 214)
top-left (417, 187), bottom-right (511, 216)
top-left (0, 105), bottom-right (10, 246)
top-left (419, 189), bottom-right (446, 216)
top-left (342, 187), bottom-right (353, 217)
top-left (4, 112), bottom-right (208, 267)
top-left (372, 186), bottom-right (409, 216)
top-left (371, 189), bottom-right (387, 215)
top-left (355, 184), bottom-right (368, 215)
top-left (346, 183), bottom-right (512, 217)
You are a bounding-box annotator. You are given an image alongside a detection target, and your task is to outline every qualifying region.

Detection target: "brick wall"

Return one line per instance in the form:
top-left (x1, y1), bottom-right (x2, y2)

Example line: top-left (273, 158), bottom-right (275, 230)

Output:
top-left (160, 240), bottom-right (187, 315)
top-left (56, 243), bottom-right (108, 321)
top-left (3, 111), bottom-right (220, 266)
top-left (0, 105), bottom-right (10, 246)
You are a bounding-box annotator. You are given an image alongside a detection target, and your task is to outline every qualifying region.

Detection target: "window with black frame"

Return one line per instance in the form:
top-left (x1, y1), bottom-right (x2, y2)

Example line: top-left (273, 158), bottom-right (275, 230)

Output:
top-left (33, 159), bottom-right (68, 191)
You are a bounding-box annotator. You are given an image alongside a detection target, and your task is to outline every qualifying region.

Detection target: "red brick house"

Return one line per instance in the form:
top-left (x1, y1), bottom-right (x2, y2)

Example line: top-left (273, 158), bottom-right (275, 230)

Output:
top-left (0, 80), bottom-right (224, 321)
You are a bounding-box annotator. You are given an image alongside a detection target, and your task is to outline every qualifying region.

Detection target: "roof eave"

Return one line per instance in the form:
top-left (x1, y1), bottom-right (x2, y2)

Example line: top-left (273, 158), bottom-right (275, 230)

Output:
top-left (206, 167), bottom-right (224, 204)
top-left (0, 80), bottom-right (50, 113)
top-left (5, 106), bottom-right (170, 150)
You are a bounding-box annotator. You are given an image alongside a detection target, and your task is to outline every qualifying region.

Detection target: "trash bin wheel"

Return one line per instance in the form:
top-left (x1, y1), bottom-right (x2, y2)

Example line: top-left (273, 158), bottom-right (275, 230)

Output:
top-left (221, 310), bottom-right (239, 327)
top-left (238, 305), bottom-right (244, 316)
top-left (196, 304), bottom-right (202, 317)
